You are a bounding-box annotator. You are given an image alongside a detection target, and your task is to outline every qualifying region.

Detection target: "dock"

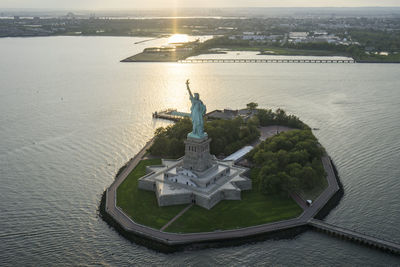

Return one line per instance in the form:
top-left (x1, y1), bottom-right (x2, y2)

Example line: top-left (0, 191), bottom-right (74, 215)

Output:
top-left (152, 109), bottom-right (190, 122)
top-left (179, 58), bottom-right (355, 64)
top-left (309, 219), bottom-right (400, 255)
top-left (134, 35), bottom-right (166, 44)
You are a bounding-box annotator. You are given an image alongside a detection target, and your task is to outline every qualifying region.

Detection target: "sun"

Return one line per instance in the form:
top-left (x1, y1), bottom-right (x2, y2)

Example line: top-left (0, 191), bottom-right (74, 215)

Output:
top-left (168, 34), bottom-right (189, 44)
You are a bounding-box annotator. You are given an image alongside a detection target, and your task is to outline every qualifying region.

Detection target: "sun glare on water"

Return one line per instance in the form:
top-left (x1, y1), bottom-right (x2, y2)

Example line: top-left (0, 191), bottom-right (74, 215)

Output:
top-left (168, 34), bottom-right (189, 44)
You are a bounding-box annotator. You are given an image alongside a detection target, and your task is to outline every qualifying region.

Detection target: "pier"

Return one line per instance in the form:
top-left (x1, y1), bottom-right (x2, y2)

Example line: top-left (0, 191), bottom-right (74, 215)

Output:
top-left (309, 219), bottom-right (400, 255)
top-left (134, 36), bottom-right (164, 44)
top-left (179, 58), bottom-right (355, 64)
top-left (152, 109), bottom-right (190, 121)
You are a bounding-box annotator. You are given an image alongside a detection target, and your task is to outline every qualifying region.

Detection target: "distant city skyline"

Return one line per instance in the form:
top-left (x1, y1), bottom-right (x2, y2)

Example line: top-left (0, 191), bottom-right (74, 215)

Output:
top-left (1, 0), bottom-right (400, 9)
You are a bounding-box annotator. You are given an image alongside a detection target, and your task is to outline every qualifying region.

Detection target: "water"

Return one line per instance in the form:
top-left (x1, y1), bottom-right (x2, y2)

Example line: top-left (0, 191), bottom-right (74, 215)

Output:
top-left (0, 36), bottom-right (399, 266)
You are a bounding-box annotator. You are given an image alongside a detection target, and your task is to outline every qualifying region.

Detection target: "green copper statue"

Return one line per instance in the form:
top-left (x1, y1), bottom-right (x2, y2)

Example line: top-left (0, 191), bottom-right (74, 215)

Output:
top-left (186, 79), bottom-right (207, 139)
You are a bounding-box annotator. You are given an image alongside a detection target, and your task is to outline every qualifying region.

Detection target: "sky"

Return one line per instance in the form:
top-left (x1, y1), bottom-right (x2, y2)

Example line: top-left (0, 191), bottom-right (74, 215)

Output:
top-left (1, 0), bottom-right (400, 9)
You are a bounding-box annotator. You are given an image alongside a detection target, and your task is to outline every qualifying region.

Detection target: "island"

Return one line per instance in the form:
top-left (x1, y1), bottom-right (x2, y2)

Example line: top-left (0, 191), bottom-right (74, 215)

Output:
top-left (99, 82), bottom-right (400, 255)
top-left (121, 41), bottom-right (199, 62)
top-left (121, 35), bottom-right (400, 63)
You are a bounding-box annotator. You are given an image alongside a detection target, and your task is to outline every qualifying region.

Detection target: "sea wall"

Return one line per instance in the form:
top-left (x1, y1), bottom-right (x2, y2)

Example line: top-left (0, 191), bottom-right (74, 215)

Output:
top-left (99, 189), bottom-right (309, 253)
top-left (314, 158), bottom-right (344, 220)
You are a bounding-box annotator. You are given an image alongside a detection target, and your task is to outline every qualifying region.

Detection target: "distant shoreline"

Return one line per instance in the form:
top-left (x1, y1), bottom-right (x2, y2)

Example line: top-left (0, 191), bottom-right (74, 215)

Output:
top-left (0, 34), bottom-right (397, 63)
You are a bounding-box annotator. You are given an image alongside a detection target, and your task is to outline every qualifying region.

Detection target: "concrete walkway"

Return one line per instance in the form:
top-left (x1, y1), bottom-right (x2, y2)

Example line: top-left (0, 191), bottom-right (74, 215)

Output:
top-left (259, 125), bottom-right (293, 142)
top-left (290, 192), bottom-right (308, 210)
top-left (160, 204), bottom-right (193, 231)
top-left (105, 137), bottom-right (154, 225)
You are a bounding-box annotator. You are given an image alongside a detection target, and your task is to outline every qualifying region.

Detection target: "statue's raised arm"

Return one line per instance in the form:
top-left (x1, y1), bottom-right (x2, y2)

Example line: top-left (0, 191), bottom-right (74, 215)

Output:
top-left (186, 79), bottom-right (193, 100)
top-left (185, 79), bottom-right (207, 139)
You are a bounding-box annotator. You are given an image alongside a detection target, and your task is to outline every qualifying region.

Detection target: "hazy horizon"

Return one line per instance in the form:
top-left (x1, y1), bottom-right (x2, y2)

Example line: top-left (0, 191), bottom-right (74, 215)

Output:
top-left (1, 0), bottom-right (400, 10)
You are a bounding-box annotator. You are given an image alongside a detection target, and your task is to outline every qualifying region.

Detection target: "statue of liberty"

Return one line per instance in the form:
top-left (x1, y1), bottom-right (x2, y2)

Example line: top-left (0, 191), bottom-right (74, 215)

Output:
top-left (186, 79), bottom-right (207, 139)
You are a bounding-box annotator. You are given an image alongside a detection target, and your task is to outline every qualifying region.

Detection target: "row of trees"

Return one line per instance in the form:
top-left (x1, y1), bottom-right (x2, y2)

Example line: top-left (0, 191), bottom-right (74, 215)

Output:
top-left (349, 30), bottom-right (400, 53)
top-left (194, 36), bottom-right (364, 60)
top-left (285, 41), bottom-right (399, 61)
top-left (194, 32), bottom-right (400, 62)
top-left (206, 116), bottom-right (260, 156)
top-left (249, 129), bottom-right (326, 197)
top-left (148, 119), bottom-right (191, 158)
top-left (256, 108), bottom-right (309, 130)
top-left (149, 117), bottom-right (260, 158)
top-left (194, 36), bottom-right (251, 52)
top-left (149, 105), bottom-right (310, 159)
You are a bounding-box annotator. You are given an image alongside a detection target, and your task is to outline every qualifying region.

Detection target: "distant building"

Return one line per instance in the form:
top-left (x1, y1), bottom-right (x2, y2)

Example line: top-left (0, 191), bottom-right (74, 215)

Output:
top-left (242, 35), bottom-right (267, 41)
top-left (313, 31), bottom-right (328, 36)
top-left (206, 108), bottom-right (254, 121)
top-left (217, 27), bottom-right (237, 30)
top-left (206, 109), bottom-right (238, 120)
top-left (289, 32), bottom-right (308, 39)
top-left (66, 12), bottom-right (75, 19)
top-left (223, 146), bottom-right (254, 163)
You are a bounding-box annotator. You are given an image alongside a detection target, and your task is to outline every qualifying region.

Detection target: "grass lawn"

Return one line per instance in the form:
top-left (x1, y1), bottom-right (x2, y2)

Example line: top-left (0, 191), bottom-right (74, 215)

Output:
top-left (165, 191), bottom-right (302, 233)
top-left (116, 159), bottom-right (187, 229)
top-left (117, 159), bottom-right (302, 233)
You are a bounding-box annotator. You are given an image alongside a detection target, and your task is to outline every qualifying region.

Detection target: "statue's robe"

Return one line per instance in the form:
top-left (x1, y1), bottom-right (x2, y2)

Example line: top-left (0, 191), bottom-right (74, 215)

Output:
top-left (190, 98), bottom-right (206, 137)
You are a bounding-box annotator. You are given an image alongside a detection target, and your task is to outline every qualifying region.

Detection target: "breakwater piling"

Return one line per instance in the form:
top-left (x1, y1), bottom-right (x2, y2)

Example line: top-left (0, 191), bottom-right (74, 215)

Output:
top-left (309, 219), bottom-right (400, 255)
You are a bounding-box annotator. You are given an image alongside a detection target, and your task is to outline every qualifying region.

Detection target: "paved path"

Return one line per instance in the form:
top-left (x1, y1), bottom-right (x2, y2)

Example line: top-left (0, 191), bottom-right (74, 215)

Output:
top-left (251, 125), bottom-right (293, 147)
top-left (160, 204), bottom-right (193, 231)
top-left (259, 125), bottom-right (293, 142)
top-left (105, 137), bottom-right (154, 224)
top-left (290, 192), bottom-right (308, 210)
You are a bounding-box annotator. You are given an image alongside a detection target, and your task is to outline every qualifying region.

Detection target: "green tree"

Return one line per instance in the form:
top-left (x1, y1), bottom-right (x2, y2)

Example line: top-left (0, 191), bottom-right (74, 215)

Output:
top-left (299, 166), bottom-right (318, 190)
top-left (246, 102), bottom-right (258, 110)
top-left (149, 136), bottom-right (170, 157)
top-left (249, 126), bottom-right (326, 197)
top-left (150, 113), bottom-right (260, 158)
top-left (257, 109), bottom-right (275, 126)
top-left (169, 138), bottom-right (185, 158)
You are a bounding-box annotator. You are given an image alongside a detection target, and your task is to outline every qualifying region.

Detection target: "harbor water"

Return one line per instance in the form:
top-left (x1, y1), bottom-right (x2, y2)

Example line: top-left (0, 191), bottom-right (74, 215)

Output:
top-left (0, 36), bottom-right (399, 266)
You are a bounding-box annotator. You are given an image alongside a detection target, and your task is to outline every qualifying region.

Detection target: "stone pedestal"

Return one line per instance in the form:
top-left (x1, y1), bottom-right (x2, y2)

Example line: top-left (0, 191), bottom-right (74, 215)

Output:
top-left (183, 136), bottom-right (213, 173)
